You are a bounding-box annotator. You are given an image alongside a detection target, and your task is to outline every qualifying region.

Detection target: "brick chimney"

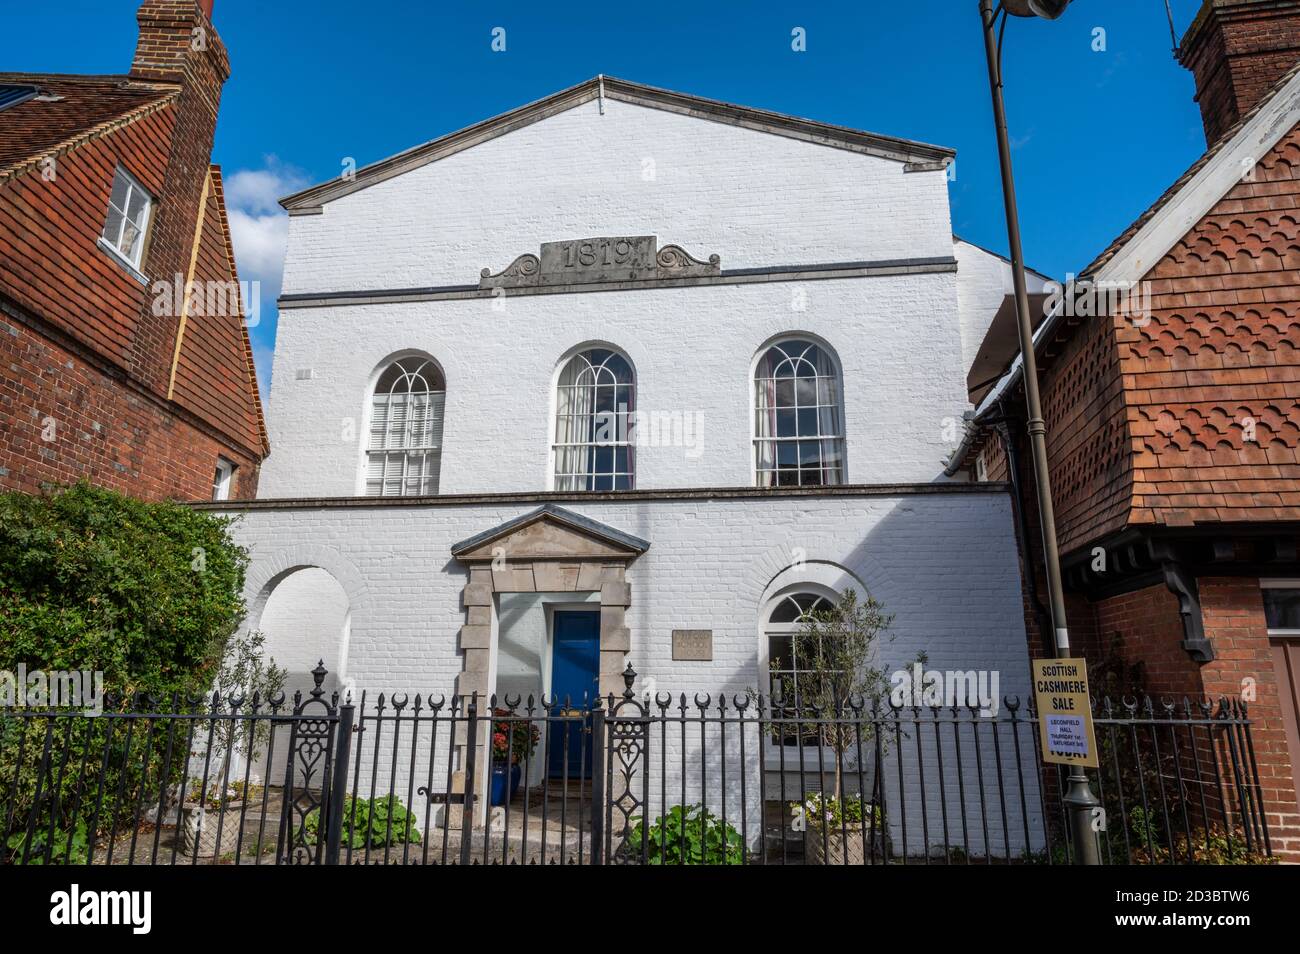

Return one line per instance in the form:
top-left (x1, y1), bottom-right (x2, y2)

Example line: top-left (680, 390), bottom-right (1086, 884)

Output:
top-left (1178, 0), bottom-right (1300, 145)
top-left (124, 0), bottom-right (233, 392)
top-left (130, 1), bottom-right (229, 103)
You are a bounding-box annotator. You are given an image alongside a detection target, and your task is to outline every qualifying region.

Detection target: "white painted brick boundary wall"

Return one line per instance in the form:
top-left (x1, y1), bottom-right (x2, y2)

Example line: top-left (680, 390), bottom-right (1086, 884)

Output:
top-left (221, 491), bottom-right (1043, 856)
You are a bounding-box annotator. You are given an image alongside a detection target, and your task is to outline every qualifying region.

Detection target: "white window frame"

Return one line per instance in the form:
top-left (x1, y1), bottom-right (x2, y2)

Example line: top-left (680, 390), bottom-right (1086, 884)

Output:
top-left (1261, 579), bottom-right (1300, 637)
top-left (362, 355), bottom-right (446, 498)
top-left (759, 584), bottom-right (846, 767)
top-left (212, 458), bottom-right (234, 501)
top-left (99, 166), bottom-right (153, 272)
top-left (549, 346), bottom-right (636, 492)
top-left (751, 335), bottom-right (847, 488)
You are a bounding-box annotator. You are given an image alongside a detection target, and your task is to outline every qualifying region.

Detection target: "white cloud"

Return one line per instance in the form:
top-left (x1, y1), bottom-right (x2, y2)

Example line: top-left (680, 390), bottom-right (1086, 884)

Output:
top-left (225, 156), bottom-right (308, 215)
top-left (225, 156), bottom-right (309, 298)
top-left (228, 207), bottom-right (290, 294)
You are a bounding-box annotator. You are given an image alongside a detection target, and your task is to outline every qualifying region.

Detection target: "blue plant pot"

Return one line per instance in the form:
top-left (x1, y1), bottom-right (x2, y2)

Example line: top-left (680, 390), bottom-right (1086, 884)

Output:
top-left (490, 763), bottom-right (522, 806)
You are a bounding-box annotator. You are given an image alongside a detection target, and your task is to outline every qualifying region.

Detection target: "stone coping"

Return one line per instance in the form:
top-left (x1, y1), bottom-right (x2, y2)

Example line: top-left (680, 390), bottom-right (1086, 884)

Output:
top-left (277, 257), bottom-right (958, 309)
top-left (194, 482), bottom-right (1013, 511)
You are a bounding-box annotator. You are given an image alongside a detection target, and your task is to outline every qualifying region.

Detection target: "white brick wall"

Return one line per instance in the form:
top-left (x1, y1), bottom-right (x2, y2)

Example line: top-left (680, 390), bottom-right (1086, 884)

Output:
top-left (953, 238), bottom-right (1053, 393)
top-left (260, 274), bottom-right (970, 496)
top-left (281, 98), bottom-right (954, 295)
top-left (244, 94), bottom-right (1048, 858)
top-left (223, 489), bottom-right (1042, 856)
top-left (260, 97), bottom-right (991, 498)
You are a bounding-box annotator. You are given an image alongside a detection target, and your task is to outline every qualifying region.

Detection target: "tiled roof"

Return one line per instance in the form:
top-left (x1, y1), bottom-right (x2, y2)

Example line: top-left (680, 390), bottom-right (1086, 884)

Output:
top-left (0, 72), bottom-right (177, 179)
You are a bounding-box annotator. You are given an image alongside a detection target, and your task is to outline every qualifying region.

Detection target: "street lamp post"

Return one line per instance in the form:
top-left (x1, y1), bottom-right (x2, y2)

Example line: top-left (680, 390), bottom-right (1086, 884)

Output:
top-left (978, 0), bottom-right (1101, 864)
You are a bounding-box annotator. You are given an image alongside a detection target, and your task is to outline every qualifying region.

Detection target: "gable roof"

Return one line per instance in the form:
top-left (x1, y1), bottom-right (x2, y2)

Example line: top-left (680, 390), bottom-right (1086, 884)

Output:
top-left (450, 504), bottom-right (651, 559)
top-left (168, 165), bottom-right (269, 457)
top-left (281, 75), bottom-right (955, 212)
top-left (946, 57), bottom-right (1300, 474)
top-left (0, 73), bottom-right (178, 181)
top-left (210, 167), bottom-right (270, 457)
top-left (967, 59), bottom-right (1300, 421)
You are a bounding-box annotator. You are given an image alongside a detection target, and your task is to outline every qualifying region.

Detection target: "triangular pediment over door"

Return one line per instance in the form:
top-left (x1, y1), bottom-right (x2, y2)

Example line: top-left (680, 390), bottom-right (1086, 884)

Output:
top-left (450, 504), bottom-right (650, 562)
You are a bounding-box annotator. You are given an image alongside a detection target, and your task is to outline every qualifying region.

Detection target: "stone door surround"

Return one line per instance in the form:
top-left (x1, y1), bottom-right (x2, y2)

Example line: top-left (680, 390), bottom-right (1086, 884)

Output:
top-left (450, 504), bottom-right (649, 699)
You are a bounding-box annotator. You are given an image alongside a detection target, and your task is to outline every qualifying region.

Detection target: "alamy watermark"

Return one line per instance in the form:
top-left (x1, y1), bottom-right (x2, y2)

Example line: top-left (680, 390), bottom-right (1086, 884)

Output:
top-left (889, 663), bottom-right (1001, 717)
top-left (0, 665), bottom-right (103, 716)
top-left (591, 408), bottom-right (705, 458)
top-left (151, 272), bottom-right (261, 327)
top-left (1044, 273), bottom-right (1153, 326)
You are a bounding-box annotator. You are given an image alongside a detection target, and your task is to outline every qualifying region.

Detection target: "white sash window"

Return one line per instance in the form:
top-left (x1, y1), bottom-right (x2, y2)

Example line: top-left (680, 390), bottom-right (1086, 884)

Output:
top-left (366, 358), bottom-right (445, 496)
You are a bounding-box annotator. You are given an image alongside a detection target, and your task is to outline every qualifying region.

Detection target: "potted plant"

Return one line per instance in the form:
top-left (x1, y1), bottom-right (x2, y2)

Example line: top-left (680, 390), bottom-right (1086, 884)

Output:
top-left (489, 710), bottom-right (539, 806)
top-left (179, 778), bottom-right (261, 858)
top-left (179, 631), bottom-right (285, 858)
top-left (798, 791), bottom-right (885, 866)
top-left (778, 589), bottom-right (896, 865)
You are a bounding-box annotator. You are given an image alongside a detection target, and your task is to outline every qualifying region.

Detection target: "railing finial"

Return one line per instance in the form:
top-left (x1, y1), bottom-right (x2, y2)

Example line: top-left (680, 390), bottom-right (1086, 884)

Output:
top-left (310, 660), bottom-right (328, 698)
top-left (621, 662), bottom-right (637, 701)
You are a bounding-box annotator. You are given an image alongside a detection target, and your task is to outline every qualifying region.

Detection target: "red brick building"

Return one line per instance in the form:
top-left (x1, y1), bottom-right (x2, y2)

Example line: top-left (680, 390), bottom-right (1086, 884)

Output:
top-left (0, 0), bottom-right (267, 502)
top-left (957, 0), bottom-right (1300, 860)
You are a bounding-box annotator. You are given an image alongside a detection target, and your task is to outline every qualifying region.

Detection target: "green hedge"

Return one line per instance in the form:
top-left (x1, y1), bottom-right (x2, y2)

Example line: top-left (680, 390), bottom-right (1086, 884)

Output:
top-left (0, 483), bottom-right (252, 863)
top-left (0, 481), bottom-right (249, 698)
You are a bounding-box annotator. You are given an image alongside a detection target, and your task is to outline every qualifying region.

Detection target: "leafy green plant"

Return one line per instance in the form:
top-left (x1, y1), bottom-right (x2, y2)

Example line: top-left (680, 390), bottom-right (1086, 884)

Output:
top-left (1026, 806), bottom-right (1275, 866)
top-left (625, 804), bottom-right (744, 865)
top-left (0, 482), bottom-right (250, 698)
top-left (186, 778), bottom-right (262, 809)
top-left (798, 791), bottom-right (882, 830)
top-left (0, 483), bottom-right (253, 860)
top-left (304, 795), bottom-right (422, 849)
top-left (5, 818), bottom-right (89, 865)
top-left (776, 589), bottom-right (895, 805)
top-left (209, 629), bottom-right (287, 762)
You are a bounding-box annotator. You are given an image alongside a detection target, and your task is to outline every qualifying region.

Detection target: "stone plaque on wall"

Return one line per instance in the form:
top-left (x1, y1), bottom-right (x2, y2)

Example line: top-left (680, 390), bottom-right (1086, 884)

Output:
top-left (480, 236), bottom-right (721, 289)
top-left (672, 629), bottom-right (713, 661)
top-left (539, 236), bottom-right (657, 285)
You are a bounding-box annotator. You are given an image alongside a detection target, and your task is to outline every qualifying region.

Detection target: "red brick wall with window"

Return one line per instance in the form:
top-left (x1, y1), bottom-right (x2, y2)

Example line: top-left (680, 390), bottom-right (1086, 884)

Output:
top-left (0, 106), bottom-right (262, 501)
top-left (0, 1), bottom-right (266, 501)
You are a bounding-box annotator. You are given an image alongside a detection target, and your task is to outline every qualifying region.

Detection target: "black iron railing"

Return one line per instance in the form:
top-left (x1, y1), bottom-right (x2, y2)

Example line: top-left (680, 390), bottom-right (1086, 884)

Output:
top-left (0, 663), bottom-right (1272, 865)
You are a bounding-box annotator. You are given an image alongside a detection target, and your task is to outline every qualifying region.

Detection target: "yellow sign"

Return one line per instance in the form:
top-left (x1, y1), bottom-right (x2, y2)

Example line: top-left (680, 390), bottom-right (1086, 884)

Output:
top-left (1031, 657), bottom-right (1098, 768)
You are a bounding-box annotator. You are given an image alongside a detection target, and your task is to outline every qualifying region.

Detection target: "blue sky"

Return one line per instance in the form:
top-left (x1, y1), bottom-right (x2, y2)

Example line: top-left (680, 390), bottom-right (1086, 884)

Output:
top-left (3, 0), bottom-right (1211, 401)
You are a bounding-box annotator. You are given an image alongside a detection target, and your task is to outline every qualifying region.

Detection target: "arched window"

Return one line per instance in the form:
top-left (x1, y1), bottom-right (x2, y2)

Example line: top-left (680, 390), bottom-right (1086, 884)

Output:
top-left (553, 348), bottom-right (635, 491)
top-left (365, 356), bottom-right (445, 496)
top-left (765, 592), bottom-right (836, 704)
top-left (753, 339), bottom-right (844, 487)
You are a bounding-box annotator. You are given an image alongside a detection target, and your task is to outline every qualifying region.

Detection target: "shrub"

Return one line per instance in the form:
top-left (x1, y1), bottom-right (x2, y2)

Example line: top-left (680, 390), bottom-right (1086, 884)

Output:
top-left (4, 817), bottom-right (89, 866)
top-left (625, 804), bottom-right (744, 865)
top-left (0, 482), bottom-right (249, 697)
top-left (0, 483), bottom-right (253, 863)
top-left (304, 795), bottom-right (422, 850)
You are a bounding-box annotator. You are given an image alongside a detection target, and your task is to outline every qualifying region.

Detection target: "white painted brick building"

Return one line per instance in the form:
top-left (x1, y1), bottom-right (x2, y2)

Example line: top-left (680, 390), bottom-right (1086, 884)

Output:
top-left (210, 77), bottom-right (1045, 856)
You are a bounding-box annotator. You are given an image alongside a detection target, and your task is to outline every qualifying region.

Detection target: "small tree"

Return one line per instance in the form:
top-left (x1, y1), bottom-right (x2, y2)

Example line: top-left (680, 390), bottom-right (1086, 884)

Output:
top-left (782, 589), bottom-right (893, 811)
top-left (199, 631), bottom-right (287, 801)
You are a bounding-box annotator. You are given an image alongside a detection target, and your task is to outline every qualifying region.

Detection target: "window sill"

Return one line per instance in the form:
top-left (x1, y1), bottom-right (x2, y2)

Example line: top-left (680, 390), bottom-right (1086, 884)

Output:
top-left (96, 237), bottom-right (149, 286)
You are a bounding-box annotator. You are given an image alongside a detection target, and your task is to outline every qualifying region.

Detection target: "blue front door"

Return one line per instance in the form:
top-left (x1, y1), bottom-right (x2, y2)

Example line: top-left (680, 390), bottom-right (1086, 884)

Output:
top-left (548, 610), bottom-right (600, 778)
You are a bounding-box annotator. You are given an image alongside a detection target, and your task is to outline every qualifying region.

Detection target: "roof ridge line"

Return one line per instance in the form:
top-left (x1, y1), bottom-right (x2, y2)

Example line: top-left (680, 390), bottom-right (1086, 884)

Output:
top-left (281, 75), bottom-right (955, 212)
